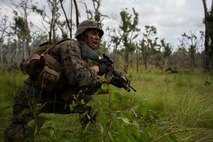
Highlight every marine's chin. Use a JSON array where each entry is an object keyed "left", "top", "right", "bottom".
[{"left": 90, "top": 44, "right": 97, "bottom": 50}]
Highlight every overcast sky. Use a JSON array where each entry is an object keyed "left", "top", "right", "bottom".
[
  {"left": 99, "top": 0, "right": 210, "bottom": 48},
  {"left": 0, "top": 0, "right": 212, "bottom": 50}
]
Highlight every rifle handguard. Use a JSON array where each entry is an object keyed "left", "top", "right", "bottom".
[{"left": 110, "top": 73, "right": 136, "bottom": 92}]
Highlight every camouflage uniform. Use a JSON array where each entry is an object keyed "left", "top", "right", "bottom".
[{"left": 4, "top": 38, "right": 102, "bottom": 141}]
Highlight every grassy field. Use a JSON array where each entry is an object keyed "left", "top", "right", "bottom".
[{"left": 0, "top": 69, "right": 213, "bottom": 142}]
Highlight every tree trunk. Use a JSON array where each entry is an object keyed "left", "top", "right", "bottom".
[
  {"left": 202, "top": 0, "right": 210, "bottom": 72},
  {"left": 124, "top": 43, "right": 129, "bottom": 73},
  {"left": 136, "top": 46, "right": 139, "bottom": 72},
  {"left": 0, "top": 38, "right": 3, "bottom": 66}
]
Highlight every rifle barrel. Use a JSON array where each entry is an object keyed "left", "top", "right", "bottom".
[{"left": 130, "top": 86, "right": 136, "bottom": 92}]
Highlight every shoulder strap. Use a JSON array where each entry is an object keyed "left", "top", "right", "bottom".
[
  {"left": 42, "top": 41, "right": 55, "bottom": 55},
  {"left": 43, "top": 39, "right": 72, "bottom": 55}
]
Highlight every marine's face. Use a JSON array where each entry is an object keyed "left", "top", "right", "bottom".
[{"left": 85, "top": 29, "right": 101, "bottom": 50}]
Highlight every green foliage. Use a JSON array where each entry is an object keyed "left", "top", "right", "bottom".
[
  {"left": 119, "top": 8, "right": 140, "bottom": 72},
  {"left": 32, "top": 5, "right": 44, "bottom": 16},
  {"left": 12, "top": 15, "right": 31, "bottom": 39},
  {"left": 0, "top": 70, "right": 213, "bottom": 142}
]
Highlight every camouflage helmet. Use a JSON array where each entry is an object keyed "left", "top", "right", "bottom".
[{"left": 75, "top": 19, "right": 104, "bottom": 39}]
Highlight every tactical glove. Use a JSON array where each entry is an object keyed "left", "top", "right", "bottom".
[{"left": 98, "top": 63, "right": 107, "bottom": 76}]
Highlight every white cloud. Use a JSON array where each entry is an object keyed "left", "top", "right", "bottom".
[{"left": 175, "top": 0, "right": 185, "bottom": 7}]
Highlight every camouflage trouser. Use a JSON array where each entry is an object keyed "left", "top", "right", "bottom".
[{"left": 4, "top": 78, "right": 99, "bottom": 142}]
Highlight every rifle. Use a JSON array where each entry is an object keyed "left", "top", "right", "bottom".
[{"left": 81, "top": 43, "right": 136, "bottom": 92}]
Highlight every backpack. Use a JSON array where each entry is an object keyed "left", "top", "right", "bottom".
[{"left": 20, "top": 41, "right": 63, "bottom": 92}]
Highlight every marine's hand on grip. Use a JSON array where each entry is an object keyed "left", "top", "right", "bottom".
[{"left": 98, "top": 63, "right": 107, "bottom": 76}]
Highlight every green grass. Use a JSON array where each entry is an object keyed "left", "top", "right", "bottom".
[
  {"left": 0, "top": 70, "right": 213, "bottom": 142},
  {"left": 0, "top": 70, "right": 27, "bottom": 140}
]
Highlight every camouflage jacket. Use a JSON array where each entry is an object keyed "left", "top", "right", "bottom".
[{"left": 49, "top": 39, "right": 99, "bottom": 91}]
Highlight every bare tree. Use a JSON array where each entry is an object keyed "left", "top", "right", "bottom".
[
  {"left": 81, "top": 0, "right": 108, "bottom": 27},
  {"left": 0, "top": 15, "right": 10, "bottom": 66},
  {"left": 180, "top": 31, "right": 199, "bottom": 68},
  {"left": 11, "top": 0, "right": 32, "bottom": 59},
  {"left": 31, "top": 0, "right": 61, "bottom": 42},
  {"left": 47, "top": 0, "right": 60, "bottom": 42}
]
